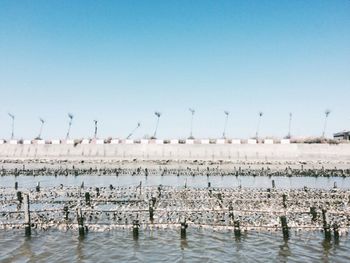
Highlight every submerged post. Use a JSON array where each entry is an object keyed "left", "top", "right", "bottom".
[
  {"left": 15, "top": 182, "right": 18, "bottom": 190},
  {"left": 24, "top": 194, "right": 31, "bottom": 237},
  {"left": 333, "top": 223, "right": 339, "bottom": 241},
  {"left": 77, "top": 208, "right": 85, "bottom": 237},
  {"left": 282, "top": 194, "right": 287, "bottom": 208},
  {"left": 36, "top": 182, "right": 40, "bottom": 192},
  {"left": 17, "top": 191, "right": 23, "bottom": 204},
  {"left": 228, "top": 204, "right": 234, "bottom": 222},
  {"left": 180, "top": 219, "right": 188, "bottom": 239},
  {"left": 133, "top": 219, "right": 140, "bottom": 240},
  {"left": 234, "top": 220, "right": 241, "bottom": 238},
  {"left": 322, "top": 209, "right": 331, "bottom": 241},
  {"left": 310, "top": 207, "right": 317, "bottom": 222},
  {"left": 149, "top": 201, "right": 154, "bottom": 223},
  {"left": 272, "top": 180, "right": 275, "bottom": 189},
  {"left": 64, "top": 205, "right": 69, "bottom": 221},
  {"left": 280, "top": 216, "right": 289, "bottom": 240},
  {"left": 85, "top": 192, "right": 91, "bottom": 206}
]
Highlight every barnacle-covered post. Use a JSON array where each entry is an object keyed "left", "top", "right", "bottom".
[
  {"left": 322, "top": 209, "right": 331, "bottom": 241},
  {"left": 133, "top": 219, "right": 140, "bottom": 240},
  {"left": 280, "top": 216, "right": 289, "bottom": 240},
  {"left": 180, "top": 218, "right": 188, "bottom": 239},
  {"left": 77, "top": 208, "right": 85, "bottom": 237},
  {"left": 24, "top": 194, "right": 31, "bottom": 237}
]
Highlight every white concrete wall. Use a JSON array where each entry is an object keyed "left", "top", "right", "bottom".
[{"left": 0, "top": 143, "right": 349, "bottom": 162}]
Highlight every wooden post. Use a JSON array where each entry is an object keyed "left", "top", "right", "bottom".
[
  {"left": 77, "top": 208, "right": 85, "bottom": 237},
  {"left": 272, "top": 180, "right": 275, "bottom": 189},
  {"left": 333, "top": 223, "right": 339, "bottom": 241},
  {"left": 310, "top": 207, "right": 317, "bottom": 222},
  {"left": 95, "top": 187, "right": 100, "bottom": 197},
  {"left": 85, "top": 192, "right": 91, "bottom": 206},
  {"left": 322, "top": 209, "right": 331, "bottom": 240},
  {"left": 280, "top": 216, "right": 289, "bottom": 240},
  {"left": 139, "top": 181, "right": 142, "bottom": 196},
  {"left": 149, "top": 201, "right": 154, "bottom": 223},
  {"left": 24, "top": 194, "right": 31, "bottom": 236},
  {"left": 180, "top": 219, "right": 188, "bottom": 239},
  {"left": 64, "top": 206, "right": 69, "bottom": 221},
  {"left": 15, "top": 182, "right": 18, "bottom": 190},
  {"left": 282, "top": 194, "right": 287, "bottom": 208},
  {"left": 133, "top": 220, "right": 140, "bottom": 240},
  {"left": 17, "top": 191, "right": 23, "bottom": 204},
  {"left": 234, "top": 220, "right": 241, "bottom": 238},
  {"left": 158, "top": 185, "right": 162, "bottom": 198},
  {"left": 36, "top": 182, "right": 40, "bottom": 192},
  {"left": 228, "top": 204, "right": 234, "bottom": 222}
]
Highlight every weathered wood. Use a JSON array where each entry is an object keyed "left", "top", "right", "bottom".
[
  {"left": 280, "top": 216, "right": 289, "bottom": 240},
  {"left": 24, "top": 194, "right": 31, "bottom": 236}
]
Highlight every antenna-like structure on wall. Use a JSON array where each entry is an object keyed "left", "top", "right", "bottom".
[
  {"left": 66, "top": 113, "right": 74, "bottom": 139},
  {"left": 37, "top": 118, "right": 45, "bottom": 140},
  {"left": 222, "top": 111, "right": 229, "bottom": 139},
  {"left": 255, "top": 111, "right": 263, "bottom": 140},
  {"left": 189, "top": 108, "right": 195, "bottom": 139},
  {"left": 287, "top": 112, "right": 292, "bottom": 139},
  {"left": 93, "top": 120, "right": 98, "bottom": 139},
  {"left": 126, "top": 122, "right": 141, "bottom": 139},
  {"left": 8, "top": 113, "right": 15, "bottom": 140},
  {"left": 322, "top": 109, "right": 331, "bottom": 138},
  {"left": 152, "top": 112, "right": 161, "bottom": 139}
]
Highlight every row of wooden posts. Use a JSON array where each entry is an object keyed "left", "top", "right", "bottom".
[
  {"left": 12, "top": 179, "right": 340, "bottom": 241},
  {"left": 16, "top": 192, "right": 339, "bottom": 242}
]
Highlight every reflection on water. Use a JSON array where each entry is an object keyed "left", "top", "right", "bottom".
[
  {"left": 0, "top": 230, "right": 349, "bottom": 262},
  {"left": 1, "top": 174, "right": 350, "bottom": 189}
]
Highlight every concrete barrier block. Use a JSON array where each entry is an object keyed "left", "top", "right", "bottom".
[
  {"left": 96, "top": 139, "right": 104, "bottom": 145},
  {"left": 9, "top": 140, "right": 18, "bottom": 145},
  {"left": 37, "top": 140, "right": 45, "bottom": 145},
  {"left": 51, "top": 139, "right": 60, "bottom": 145},
  {"left": 264, "top": 139, "right": 274, "bottom": 144},
  {"left": 141, "top": 139, "right": 149, "bottom": 144},
  {"left": 216, "top": 139, "right": 225, "bottom": 144},
  {"left": 231, "top": 139, "right": 240, "bottom": 144},
  {"left": 170, "top": 139, "right": 178, "bottom": 144},
  {"left": 248, "top": 139, "right": 257, "bottom": 144},
  {"left": 125, "top": 139, "right": 134, "bottom": 144},
  {"left": 82, "top": 139, "right": 90, "bottom": 144},
  {"left": 0, "top": 140, "right": 4, "bottom": 144},
  {"left": 186, "top": 139, "right": 194, "bottom": 144},
  {"left": 23, "top": 140, "right": 31, "bottom": 145},
  {"left": 66, "top": 140, "right": 74, "bottom": 145},
  {"left": 232, "top": 139, "right": 241, "bottom": 144},
  {"left": 111, "top": 139, "right": 119, "bottom": 144},
  {"left": 201, "top": 139, "right": 210, "bottom": 144},
  {"left": 281, "top": 139, "right": 290, "bottom": 144},
  {"left": 156, "top": 139, "right": 164, "bottom": 144}
]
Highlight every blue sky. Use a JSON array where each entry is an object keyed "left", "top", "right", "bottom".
[{"left": 0, "top": 0, "right": 349, "bottom": 139}]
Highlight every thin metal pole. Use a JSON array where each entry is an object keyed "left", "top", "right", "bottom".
[
  {"left": 38, "top": 119, "right": 45, "bottom": 139},
  {"left": 223, "top": 111, "right": 229, "bottom": 138},
  {"left": 153, "top": 113, "right": 161, "bottom": 138},
  {"left": 322, "top": 110, "right": 330, "bottom": 138},
  {"left": 94, "top": 120, "right": 98, "bottom": 139},
  {"left": 287, "top": 113, "right": 292, "bottom": 139},
  {"left": 256, "top": 112, "right": 263, "bottom": 139},
  {"left": 66, "top": 115, "right": 73, "bottom": 140},
  {"left": 189, "top": 108, "right": 195, "bottom": 139}
]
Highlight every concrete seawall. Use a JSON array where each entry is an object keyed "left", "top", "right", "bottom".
[{"left": 0, "top": 144, "right": 349, "bottom": 162}]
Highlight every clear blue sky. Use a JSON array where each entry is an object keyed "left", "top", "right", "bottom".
[{"left": 0, "top": 0, "right": 349, "bottom": 139}]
